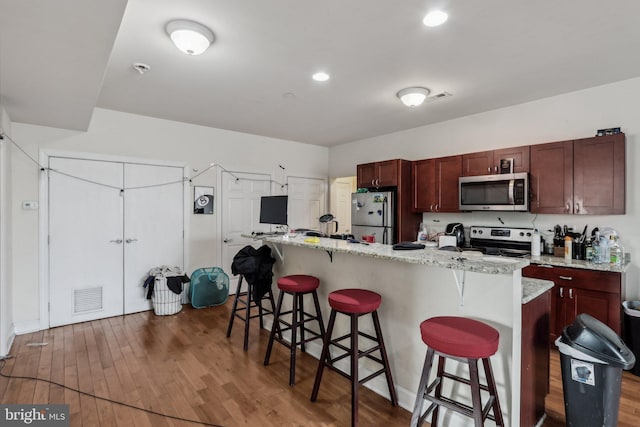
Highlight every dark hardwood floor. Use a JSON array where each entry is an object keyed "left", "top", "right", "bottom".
[{"left": 2, "top": 300, "right": 640, "bottom": 426}]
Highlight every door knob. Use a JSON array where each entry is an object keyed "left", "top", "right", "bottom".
[
  {"left": 223, "top": 238, "right": 232, "bottom": 243},
  {"left": 109, "top": 239, "right": 123, "bottom": 244},
  {"left": 125, "top": 238, "right": 138, "bottom": 244}
]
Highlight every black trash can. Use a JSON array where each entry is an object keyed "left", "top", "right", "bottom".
[
  {"left": 556, "top": 313, "right": 635, "bottom": 427},
  {"left": 623, "top": 300, "right": 640, "bottom": 376}
]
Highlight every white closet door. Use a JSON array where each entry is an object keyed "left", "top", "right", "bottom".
[
  {"left": 49, "top": 157, "right": 124, "bottom": 327},
  {"left": 287, "top": 176, "right": 326, "bottom": 230},
  {"left": 221, "top": 172, "right": 271, "bottom": 293},
  {"left": 123, "top": 163, "right": 184, "bottom": 314}
]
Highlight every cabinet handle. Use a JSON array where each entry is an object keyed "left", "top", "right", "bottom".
[
  {"left": 494, "top": 166, "right": 498, "bottom": 173},
  {"left": 566, "top": 202, "right": 571, "bottom": 212},
  {"left": 371, "top": 179, "right": 375, "bottom": 186},
  {"left": 559, "top": 287, "right": 564, "bottom": 298},
  {"left": 125, "top": 238, "right": 138, "bottom": 244},
  {"left": 435, "top": 203, "right": 439, "bottom": 212},
  {"left": 539, "top": 264, "right": 554, "bottom": 268},
  {"left": 559, "top": 275, "right": 573, "bottom": 281},
  {"left": 576, "top": 203, "right": 580, "bottom": 213},
  {"left": 487, "top": 167, "right": 491, "bottom": 173},
  {"left": 109, "top": 239, "right": 123, "bottom": 244},
  {"left": 429, "top": 204, "right": 433, "bottom": 212},
  {"left": 569, "top": 288, "right": 574, "bottom": 299}
]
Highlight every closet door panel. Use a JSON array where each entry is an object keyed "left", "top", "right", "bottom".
[
  {"left": 49, "top": 157, "right": 124, "bottom": 327},
  {"left": 123, "top": 163, "right": 184, "bottom": 314}
]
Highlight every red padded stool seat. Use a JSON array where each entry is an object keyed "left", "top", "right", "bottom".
[
  {"left": 312, "top": 288, "right": 396, "bottom": 427},
  {"left": 277, "top": 274, "right": 320, "bottom": 293},
  {"left": 420, "top": 316, "right": 499, "bottom": 359},
  {"left": 328, "top": 288, "right": 381, "bottom": 314},
  {"left": 264, "top": 275, "right": 325, "bottom": 386},
  {"left": 411, "top": 316, "right": 504, "bottom": 427}
]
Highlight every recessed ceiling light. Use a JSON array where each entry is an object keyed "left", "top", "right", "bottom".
[
  {"left": 423, "top": 10, "right": 448, "bottom": 27},
  {"left": 312, "top": 72, "right": 330, "bottom": 82}
]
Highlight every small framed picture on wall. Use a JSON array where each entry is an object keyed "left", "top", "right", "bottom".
[{"left": 194, "top": 186, "right": 214, "bottom": 214}]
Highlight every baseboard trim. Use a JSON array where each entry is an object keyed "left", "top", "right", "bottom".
[{"left": 12, "top": 319, "right": 43, "bottom": 335}]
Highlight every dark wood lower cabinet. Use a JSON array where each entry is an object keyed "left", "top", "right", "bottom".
[
  {"left": 521, "top": 289, "right": 551, "bottom": 427},
  {"left": 523, "top": 264, "right": 622, "bottom": 344}
]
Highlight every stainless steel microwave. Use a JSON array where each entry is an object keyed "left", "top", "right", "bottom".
[{"left": 459, "top": 172, "right": 529, "bottom": 211}]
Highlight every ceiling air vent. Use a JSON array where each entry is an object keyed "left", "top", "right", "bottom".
[{"left": 425, "top": 91, "right": 453, "bottom": 103}]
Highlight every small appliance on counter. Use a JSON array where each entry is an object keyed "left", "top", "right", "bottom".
[{"left": 445, "top": 223, "right": 465, "bottom": 248}]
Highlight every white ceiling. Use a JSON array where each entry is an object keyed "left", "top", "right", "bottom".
[{"left": 2, "top": 0, "right": 640, "bottom": 146}]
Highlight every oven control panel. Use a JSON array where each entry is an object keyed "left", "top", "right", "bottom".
[{"left": 469, "top": 226, "right": 534, "bottom": 243}]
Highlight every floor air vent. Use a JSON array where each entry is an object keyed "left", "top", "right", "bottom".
[{"left": 74, "top": 287, "right": 103, "bottom": 313}]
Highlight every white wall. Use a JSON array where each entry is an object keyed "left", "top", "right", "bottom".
[
  {"left": 329, "top": 77, "right": 640, "bottom": 298},
  {"left": 11, "top": 108, "right": 328, "bottom": 329},
  {"left": 0, "top": 105, "right": 14, "bottom": 356}
]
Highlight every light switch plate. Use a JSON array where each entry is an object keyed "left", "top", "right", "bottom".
[{"left": 22, "top": 201, "right": 38, "bottom": 210}]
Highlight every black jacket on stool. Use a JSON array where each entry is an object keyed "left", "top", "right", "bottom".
[{"left": 231, "top": 245, "right": 276, "bottom": 300}]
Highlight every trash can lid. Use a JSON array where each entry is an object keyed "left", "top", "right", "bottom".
[{"left": 561, "top": 313, "right": 636, "bottom": 369}]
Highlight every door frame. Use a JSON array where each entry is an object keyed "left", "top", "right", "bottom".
[{"left": 39, "top": 149, "right": 190, "bottom": 330}]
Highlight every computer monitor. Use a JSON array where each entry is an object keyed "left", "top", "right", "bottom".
[{"left": 259, "top": 195, "right": 288, "bottom": 225}]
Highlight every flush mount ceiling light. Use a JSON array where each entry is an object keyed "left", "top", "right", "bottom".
[
  {"left": 423, "top": 10, "right": 448, "bottom": 27},
  {"left": 397, "top": 87, "right": 430, "bottom": 107},
  {"left": 312, "top": 71, "right": 330, "bottom": 82},
  {"left": 166, "top": 19, "right": 214, "bottom": 55}
]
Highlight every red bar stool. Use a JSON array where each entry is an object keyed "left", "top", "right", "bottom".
[
  {"left": 311, "top": 288, "right": 398, "bottom": 427},
  {"left": 264, "top": 274, "right": 326, "bottom": 386},
  {"left": 410, "top": 316, "right": 504, "bottom": 427},
  {"left": 226, "top": 274, "right": 277, "bottom": 351}
]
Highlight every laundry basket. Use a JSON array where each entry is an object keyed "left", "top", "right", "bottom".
[
  {"left": 143, "top": 266, "right": 189, "bottom": 316},
  {"left": 190, "top": 267, "right": 229, "bottom": 308},
  {"left": 152, "top": 275, "right": 183, "bottom": 315}
]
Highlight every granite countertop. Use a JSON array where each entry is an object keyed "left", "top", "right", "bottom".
[
  {"left": 528, "top": 254, "right": 629, "bottom": 273},
  {"left": 263, "top": 235, "right": 529, "bottom": 274},
  {"left": 522, "top": 278, "right": 554, "bottom": 304}
]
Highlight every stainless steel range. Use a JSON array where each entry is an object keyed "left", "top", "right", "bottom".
[{"left": 469, "top": 226, "right": 533, "bottom": 257}]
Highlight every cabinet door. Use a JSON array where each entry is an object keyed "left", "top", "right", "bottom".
[
  {"left": 376, "top": 160, "right": 399, "bottom": 187},
  {"left": 494, "top": 145, "right": 530, "bottom": 173},
  {"left": 435, "top": 155, "right": 462, "bottom": 212},
  {"left": 530, "top": 140, "right": 573, "bottom": 214},
  {"left": 573, "top": 287, "right": 621, "bottom": 335},
  {"left": 412, "top": 159, "right": 436, "bottom": 211},
  {"left": 357, "top": 163, "right": 377, "bottom": 188},
  {"left": 573, "top": 134, "right": 625, "bottom": 215},
  {"left": 462, "top": 151, "right": 493, "bottom": 176}
]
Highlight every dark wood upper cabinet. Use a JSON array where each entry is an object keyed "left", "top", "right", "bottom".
[
  {"left": 530, "top": 134, "right": 625, "bottom": 215},
  {"left": 356, "top": 159, "right": 421, "bottom": 242},
  {"left": 412, "top": 155, "right": 461, "bottom": 212},
  {"left": 462, "top": 146, "right": 530, "bottom": 176},
  {"left": 573, "top": 134, "right": 625, "bottom": 214},
  {"left": 357, "top": 160, "right": 398, "bottom": 188},
  {"left": 412, "top": 159, "right": 435, "bottom": 212},
  {"left": 530, "top": 140, "right": 573, "bottom": 214}
]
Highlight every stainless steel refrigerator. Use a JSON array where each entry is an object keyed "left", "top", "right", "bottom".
[{"left": 351, "top": 191, "right": 395, "bottom": 244}]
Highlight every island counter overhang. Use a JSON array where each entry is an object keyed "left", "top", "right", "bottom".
[{"left": 260, "top": 235, "right": 548, "bottom": 427}]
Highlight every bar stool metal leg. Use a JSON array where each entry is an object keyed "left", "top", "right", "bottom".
[
  {"left": 311, "top": 309, "right": 337, "bottom": 401},
  {"left": 350, "top": 313, "right": 359, "bottom": 427},
  {"left": 372, "top": 310, "right": 398, "bottom": 406}
]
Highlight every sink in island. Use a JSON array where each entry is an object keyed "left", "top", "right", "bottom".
[{"left": 259, "top": 235, "right": 552, "bottom": 426}]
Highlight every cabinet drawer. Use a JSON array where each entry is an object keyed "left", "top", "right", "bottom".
[{"left": 523, "top": 265, "right": 621, "bottom": 293}]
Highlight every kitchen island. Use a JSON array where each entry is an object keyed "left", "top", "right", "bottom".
[{"left": 260, "top": 235, "right": 552, "bottom": 427}]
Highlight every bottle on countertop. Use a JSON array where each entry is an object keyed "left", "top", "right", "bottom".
[
  {"left": 609, "top": 235, "right": 622, "bottom": 266},
  {"left": 531, "top": 229, "right": 541, "bottom": 258},
  {"left": 592, "top": 231, "right": 601, "bottom": 264},
  {"left": 564, "top": 236, "right": 572, "bottom": 261},
  {"left": 585, "top": 238, "right": 594, "bottom": 262},
  {"left": 599, "top": 232, "right": 609, "bottom": 263}
]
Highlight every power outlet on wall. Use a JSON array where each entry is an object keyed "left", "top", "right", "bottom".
[{"left": 22, "top": 201, "right": 38, "bottom": 210}]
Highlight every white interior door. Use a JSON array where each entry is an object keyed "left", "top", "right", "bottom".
[
  {"left": 123, "top": 163, "right": 184, "bottom": 314},
  {"left": 49, "top": 157, "right": 124, "bottom": 327},
  {"left": 332, "top": 177, "right": 356, "bottom": 233},
  {"left": 287, "top": 176, "right": 326, "bottom": 230},
  {"left": 221, "top": 172, "right": 271, "bottom": 293}
]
